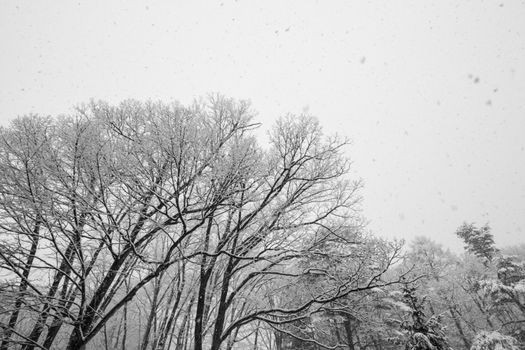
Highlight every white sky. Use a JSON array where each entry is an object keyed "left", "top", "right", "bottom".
[{"left": 1, "top": 0, "right": 525, "bottom": 251}]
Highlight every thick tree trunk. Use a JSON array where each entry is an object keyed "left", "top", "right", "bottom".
[{"left": 210, "top": 259, "right": 235, "bottom": 350}]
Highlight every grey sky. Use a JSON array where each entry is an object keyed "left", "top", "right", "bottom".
[{"left": 1, "top": 1, "right": 524, "bottom": 251}]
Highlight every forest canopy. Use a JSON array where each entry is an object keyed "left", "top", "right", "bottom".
[{"left": 0, "top": 96, "right": 523, "bottom": 350}]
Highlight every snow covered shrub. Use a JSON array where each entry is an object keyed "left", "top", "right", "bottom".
[{"left": 470, "top": 331, "right": 519, "bottom": 350}]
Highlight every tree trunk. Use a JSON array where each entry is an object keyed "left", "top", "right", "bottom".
[
  {"left": 275, "top": 330, "right": 283, "bottom": 350},
  {"left": 0, "top": 220, "right": 41, "bottom": 350},
  {"left": 343, "top": 315, "right": 355, "bottom": 350},
  {"left": 141, "top": 275, "right": 163, "bottom": 350},
  {"left": 251, "top": 322, "right": 261, "bottom": 350},
  {"left": 121, "top": 302, "right": 128, "bottom": 350},
  {"left": 449, "top": 306, "right": 471, "bottom": 349},
  {"left": 22, "top": 242, "right": 76, "bottom": 350},
  {"left": 153, "top": 264, "right": 185, "bottom": 350},
  {"left": 210, "top": 258, "right": 235, "bottom": 350},
  {"left": 194, "top": 216, "right": 215, "bottom": 350}
]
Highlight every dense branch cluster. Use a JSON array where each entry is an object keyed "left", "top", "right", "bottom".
[{"left": 0, "top": 97, "right": 403, "bottom": 350}]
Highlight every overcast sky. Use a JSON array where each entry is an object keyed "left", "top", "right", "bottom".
[{"left": 1, "top": 1, "right": 525, "bottom": 251}]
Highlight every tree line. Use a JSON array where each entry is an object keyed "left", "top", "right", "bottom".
[{"left": 0, "top": 96, "right": 523, "bottom": 349}]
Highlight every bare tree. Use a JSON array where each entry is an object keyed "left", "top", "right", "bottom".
[{"left": 0, "top": 96, "right": 398, "bottom": 350}]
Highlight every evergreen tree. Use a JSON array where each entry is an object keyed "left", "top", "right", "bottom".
[
  {"left": 456, "top": 223, "right": 499, "bottom": 264},
  {"left": 402, "top": 284, "right": 451, "bottom": 350}
]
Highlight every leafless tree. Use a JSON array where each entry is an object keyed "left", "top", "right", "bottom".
[{"left": 0, "top": 96, "right": 400, "bottom": 350}]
